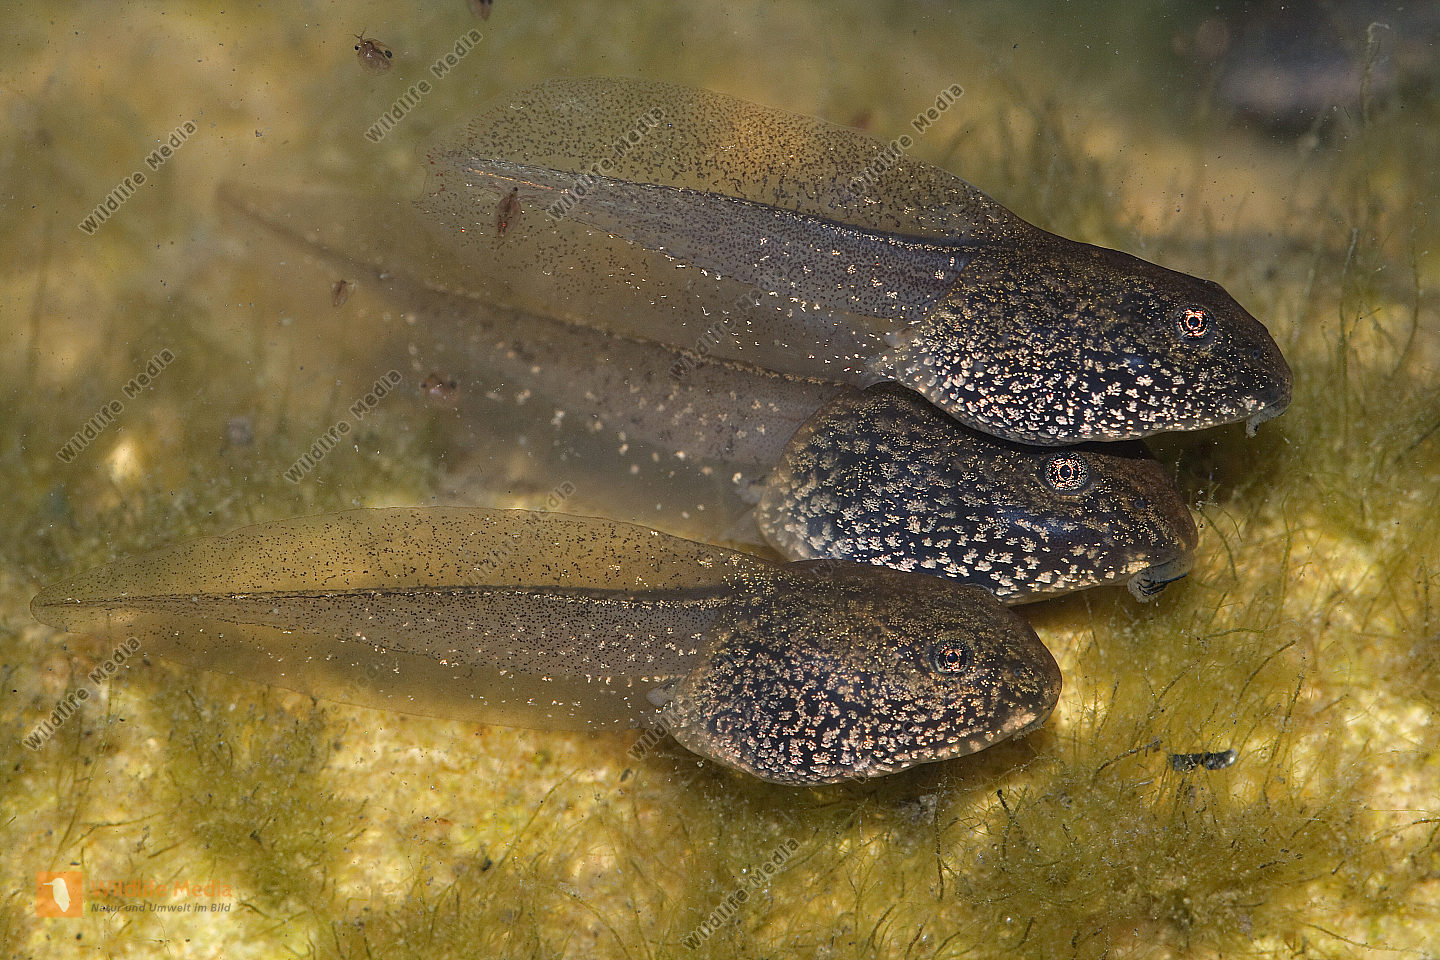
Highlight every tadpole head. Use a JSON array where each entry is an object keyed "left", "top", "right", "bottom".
[
  {"left": 661, "top": 565, "right": 1059, "bottom": 785},
  {"left": 880, "top": 239, "right": 1293, "bottom": 445},
  {"left": 757, "top": 385, "right": 1200, "bottom": 604}
]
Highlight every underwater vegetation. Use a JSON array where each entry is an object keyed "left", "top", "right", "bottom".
[{"left": 3, "top": 1, "right": 1439, "bottom": 957}]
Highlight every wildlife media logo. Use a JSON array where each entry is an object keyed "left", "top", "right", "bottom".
[
  {"left": 34, "top": 870, "right": 234, "bottom": 916},
  {"left": 36, "top": 871, "right": 83, "bottom": 918}
]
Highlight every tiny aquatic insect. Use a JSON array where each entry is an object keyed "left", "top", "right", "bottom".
[
  {"left": 420, "top": 372, "right": 459, "bottom": 405},
  {"left": 353, "top": 33, "right": 394, "bottom": 71},
  {"left": 331, "top": 278, "right": 353, "bottom": 307},
  {"left": 468, "top": 0, "right": 493, "bottom": 20},
  {"left": 495, "top": 187, "right": 520, "bottom": 237},
  {"left": 29, "top": 507, "right": 1061, "bottom": 785},
  {"left": 1168, "top": 749, "right": 1238, "bottom": 772}
]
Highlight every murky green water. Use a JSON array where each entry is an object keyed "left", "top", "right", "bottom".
[{"left": 4, "top": 2, "right": 1438, "bottom": 957}]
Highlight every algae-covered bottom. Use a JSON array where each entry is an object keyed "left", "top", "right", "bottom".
[{"left": 4, "top": 0, "right": 1438, "bottom": 957}]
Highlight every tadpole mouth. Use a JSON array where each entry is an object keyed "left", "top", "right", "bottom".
[
  {"left": 1244, "top": 391, "right": 1291, "bottom": 436},
  {"left": 1008, "top": 705, "right": 1055, "bottom": 741},
  {"left": 1242, "top": 344, "right": 1294, "bottom": 436},
  {"left": 1128, "top": 553, "right": 1194, "bottom": 602}
]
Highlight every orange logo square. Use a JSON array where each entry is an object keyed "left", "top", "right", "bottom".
[{"left": 36, "top": 871, "right": 83, "bottom": 917}]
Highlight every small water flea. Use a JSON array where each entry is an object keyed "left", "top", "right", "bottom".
[
  {"left": 353, "top": 33, "right": 393, "bottom": 71},
  {"left": 420, "top": 372, "right": 459, "bottom": 405},
  {"left": 495, "top": 187, "right": 520, "bottom": 237},
  {"left": 331, "top": 279, "right": 353, "bottom": 307}
]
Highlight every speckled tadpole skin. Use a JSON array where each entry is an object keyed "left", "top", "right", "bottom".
[
  {"left": 425, "top": 78, "right": 1293, "bottom": 445},
  {"left": 879, "top": 242, "right": 1295, "bottom": 445},
  {"left": 758, "top": 385, "right": 1199, "bottom": 602},
  {"left": 662, "top": 560, "right": 1061, "bottom": 785},
  {"left": 30, "top": 508, "right": 1059, "bottom": 785},
  {"left": 219, "top": 186, "right": 1201, "bottom": 605}
]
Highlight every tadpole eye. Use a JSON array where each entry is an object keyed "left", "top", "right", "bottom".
[
  {"left": 1043, "top": 453, "right": 1091, "bottom": 494},
  {"left": 1175, "top": 306, "right": 1212, "bottom": 341},
  {"left": 932, "top": 641, "right": 973, "bottom": 674}
]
